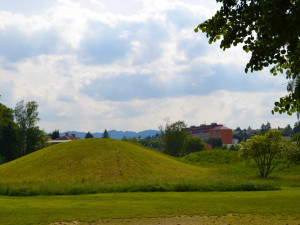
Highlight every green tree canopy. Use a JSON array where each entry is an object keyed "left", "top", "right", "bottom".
[
  {"left": 14, "top": 100, "right": 45, "bottom": 155},
  {"left": 49, "top": 129, "right": 60, "bottom": 140},
  {"left": 207, "top": 138, "right": 223, "bottom": 149},
  {"left": 102, "top": 129, "right": 109, "bottom": 138},
  {"left": 241, "top": 130, "right": 285, "bottom": 178},
  {"left": 195, "top": 0, "right": 300, "bottom": 116},
  {"left": 281, "top": 124, "right": 293, "bottom": 136},
  {"left": 183, "top": 136, "right": 206, "bottom": 155},
  {"left": 85, "top": 131, "right": 94, "bottom": 139},
  {"left": 160, "top": 120, "right": 188, "bottom": 156},
  {"left": 0, "top": 102, "right": 20, "bottom": 162}
]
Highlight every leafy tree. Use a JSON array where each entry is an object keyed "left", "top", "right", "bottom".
[
  {"left": 229, "top": 144, "right": 240, "bottom": 151},
  {"left": 183, "top": 136, "right": 206, "bottom": 155},
  {"left": 85, "top": 131, "right": 94, "bottom": 139},
  {"left": 274, "top": 74, "right": 300, "bottom": 117},
  {"left": 138, "top": 139, "right": 163, "bottom": 150},
  {"left": 281, "top": 124, "right": 293, "bottom": 136},
  {"left": 259, "top": 122, "right": 271, "bottom": 135},
  {"left": 0, "top": 102, "right": 20, "bottom": 162},
  {"left": 195, "top": 0, "right": 300, "bottom": 116},
  {"left": 102, "top": 129, "right": 109, "bottom": 138},
  {"left": 285, "top": 141, "right": 300, "bottom": 164},
  {"left": 293, "top": 122, "right": 300, "bottom": 134},
  {"left": 49, "top": 129, "right": 60, "bottom": 140},
  {"left": 233, "top": 130, "right": 252, "bottom": 143},
  {"left": 14, "top": 100, "right": 45, "bottom": 155},
  {"left": 241, "top": 130, "right": 285, "bottom": 178},
  {"left": 207, "top": 138, "right": 223, "bottom": 149},
  {"left": 160, "top": 120, "right": 188, "bottom": 156}
]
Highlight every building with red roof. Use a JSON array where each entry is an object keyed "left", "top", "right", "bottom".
[{"left": 185, "top": 123, "right": 233, "bottom": 145}]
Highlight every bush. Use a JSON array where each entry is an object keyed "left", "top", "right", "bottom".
[
  {"left": 285, "top": 142, "right": 300, "bottom": 164},
  {"left": 182, "top": 136, "right": 206, "bottom": 155},
  {"left": 241, "top": 130, "right": 285, "bottom": 178}
]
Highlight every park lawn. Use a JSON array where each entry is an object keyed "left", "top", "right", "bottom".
[{"left": 1, "top": 187, "right": 300, "bottom": 225}]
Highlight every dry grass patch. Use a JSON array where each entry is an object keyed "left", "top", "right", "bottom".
[{"left": 51, "top": 214, "right": 300, "bottom": 225}]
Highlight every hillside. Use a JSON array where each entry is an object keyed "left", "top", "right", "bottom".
[{"left": 0, "top": 138, "right": 207, "bottom": 183}]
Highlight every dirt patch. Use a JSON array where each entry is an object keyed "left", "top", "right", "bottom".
[{"left": 51, "top": 214, "right": 300, "bottom": 225}]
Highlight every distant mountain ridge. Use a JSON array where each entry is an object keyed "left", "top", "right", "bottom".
[{"left": 60, "top": 129, "right": 160, "bottom": 140}]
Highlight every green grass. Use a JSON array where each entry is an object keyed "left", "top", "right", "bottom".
[
  {"left": 0, "top": 142, "right": 299, "bottom": 224},
  {"left": 0, "top": 139, "right": 207, "bottom": 182},
  {"left": 0, "top": 140, "right": 299, "bottom": 195},
  {"left": 1, "top": 187, "right": 300, "bottom": 225},
  {"left": 181, "top": 149, "right": 300, "bottom": 186},
  {"left": 0, "top": 139, "right": 282, "bottom": 195},
  {"left": 181, "top": 149, "right": 240, "bottom": 166},
  {"left": 0, "top": 178, "right": 279, "bottom": 196}
]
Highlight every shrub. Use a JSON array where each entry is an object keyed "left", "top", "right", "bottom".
[
  {"left": 241, "top": 130, "right": 285, "bottom": 178},
  {"left": 285, "top": 142, "right": 300, "bottom": 164},
  {"left": 182, "top": 136, "right": 206, "bottom": 155}
]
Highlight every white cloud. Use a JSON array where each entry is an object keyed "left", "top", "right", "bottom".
[
  {"left": 37, "top": 90, "right": 296, "bottom": 132},
  {"left": 0, "top": 0, "right": 296, "bottom": 133}
]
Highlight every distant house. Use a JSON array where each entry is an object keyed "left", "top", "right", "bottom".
[
  {"left": 185, "top": 123, "right": 233, "bottom": 145},
  {"left": 208, "top": 126, "right": 233, "bottom": 145},
  {"left": 48, "top": 132, "right": 80, "bottom": 144}
]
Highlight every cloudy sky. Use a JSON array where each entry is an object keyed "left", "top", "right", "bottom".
[{"left": 0, "top": 0, "right": 297, "bottom": 132}]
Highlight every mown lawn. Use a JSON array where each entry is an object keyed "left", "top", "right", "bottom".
[{"left": 1, "top": 187, "right": 300, "bottom": 225}]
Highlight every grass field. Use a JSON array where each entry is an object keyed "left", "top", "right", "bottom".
[
  {"left": 1, "top": 187, "right": 300, "bottom": 225},
  {"left": 0, "top": 139, "right": 299, "bottom": 224},
  {"left": 180, "top": 149, "right": 300, "bottom": 187},
  {"left": 0, "top": 139, "right": 207, "bottom": 182},
  {"left": 0, "top": 139, "right": 290, "bottom": 195}
]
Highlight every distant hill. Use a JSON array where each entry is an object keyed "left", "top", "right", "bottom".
[{"left": 60, "top": 129, "right": 160, "bottom": 139}]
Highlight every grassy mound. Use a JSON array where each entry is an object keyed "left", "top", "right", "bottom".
[
  {"left": 0, "top": 138, "right": 207, "bottom": 182},
  {"left": 0, "top": 139, "right": 280, "bottom": 195},
  {"left": 181, "top": 149, "right": 240, "bottom": 166}
]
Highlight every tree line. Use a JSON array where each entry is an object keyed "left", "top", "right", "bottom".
[
  {"left": 233, "top": 122, "right": 300, "bottom": 143},
  {"left": 153, "top": 120, "right": 300, "bottom": 178},
  {"left": 0, "top": 99, "right": 47, "bottom": 163},
  {"left": 84, "top": 129, "right": 110, "bottom": 138}
]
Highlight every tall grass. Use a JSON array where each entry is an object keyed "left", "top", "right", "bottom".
[{"left": 0, "top": 178, "right": 279, "bottom": 196}]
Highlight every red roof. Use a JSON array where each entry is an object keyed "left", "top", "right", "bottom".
[
  {"left": 209, "top": 126, "right": 232, "bottom": 131},
  {"left": 55, "top": 133, "right": 80, "bottom": 141}
]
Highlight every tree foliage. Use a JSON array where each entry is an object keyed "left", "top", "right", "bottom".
[
  {"left": 293, "top": 122, "right": 300, "bottom": 134},
  {"left": 259, "top": 121, "right": 271, "bottom": 135},
  {"left": 49, "top": 129, "right": 60, "bottom": 140},
  {"left": 195, "top": 0, "right": 300, "bottom": 116},
  {"left": 281, "top": 124, "right": 293, "bottom": 136},
  {"left": 102, "top": 129, "right": 109, "bottom": 138},
  {"left": 14, "top": 100, "right": 45, "bottom": 155},
  {"left": 0, "top": 102, "right": 20, "bottom": 162},
  {"left": 160, "top": 120, "right": 189, "bottom": 156},
  {"left": 85, "top": 131, "right": 94, "bottom": 139},
  {"left": 285, "top": 141, "right": 300, "bottom": 164},
  {"left": 207, "top": 138, "right": 223, "bottom": 149},
  {"left": 0, "top": 99, "right": 46, "bottom": 162},
  {"left": 182, "top": 136, "right": 206, "bottom": 155},
  {"left": 241, "top": 130, "right": 285, "bottom": 178}
]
